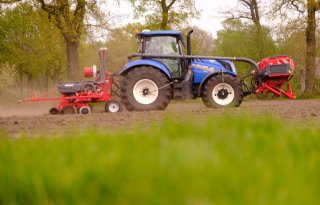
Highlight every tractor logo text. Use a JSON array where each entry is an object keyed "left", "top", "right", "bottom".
[{"left": 192, "top": 64, "right": 215, "bottom": 72}]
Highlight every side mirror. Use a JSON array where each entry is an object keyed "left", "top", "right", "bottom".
[{"left": 171, "top": 41, "right": 178, "bottom": 53}]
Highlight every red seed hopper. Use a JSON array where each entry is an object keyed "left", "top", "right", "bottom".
[{"left": 253, "top": 55, "right": 296, "bottom": 99}]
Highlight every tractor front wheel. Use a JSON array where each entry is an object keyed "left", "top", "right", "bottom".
[
  {"left": 202, "top": 74, "right": 243, "bottom": 108},
  {"left": 120, "top": 67, "right": 171, "bottom": 111}
]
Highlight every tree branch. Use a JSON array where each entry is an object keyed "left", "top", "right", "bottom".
[
  {"left": 289, "top": 0, "right": 304, "bottom": 13},
  {"left": 240, "top": 0, "right": 252, "bottom": 8},
  {"left": 72, "top": 0, "right": 85, "bottom": 33},
  {"left": 316, "top": 0, "right": 320, "bottom": 11},
  {"left": 228, "top": 15, "right": 253, "bottom": 21},
  {"left": 0, "top": 0, "right": 21, "bottom": 3},
  {"left": 37, "top": 0, "right": 56, "bottom": 14},
  {"left": 167, "top": 0, "right": 176, "bottom": 9}
]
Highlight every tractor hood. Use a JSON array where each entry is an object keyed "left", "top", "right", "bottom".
[{"left": 191, "top": 59, "right": 237, "bottom": 84}]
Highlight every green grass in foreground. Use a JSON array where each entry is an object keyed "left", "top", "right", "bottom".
[{"left": 1, "top": 115, "right": 320, "bottom": 205}]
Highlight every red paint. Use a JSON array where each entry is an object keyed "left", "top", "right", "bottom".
[
  {"left": 19, "top": 48, "right": 119, "bottom": 114},
  {"left": 254, "top": 56, "right": 296, "bottom": 99}
]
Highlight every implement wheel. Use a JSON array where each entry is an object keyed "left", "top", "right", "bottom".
[
  {"left": 202, "top": 74, "right": 243, "bottom": 108},
  {"left": 120, "top": 66, "right": 171, "bottom": 111},
  {"left": 49, "top": 107, "right": 59, "bottom": 115},
  {"left": 79, "top": 106, "right": 91, "bottom": 114},
  {"left": 105, "top": 100, "right": 122, "bottom": 113}
]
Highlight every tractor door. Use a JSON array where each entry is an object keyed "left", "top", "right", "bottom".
[{"left": 143, "top": 36, "right": 184, "bottom": 78}]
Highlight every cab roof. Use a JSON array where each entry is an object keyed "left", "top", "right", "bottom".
[{"left": 138, "top": 30, "right": 182, "bottom": 38}]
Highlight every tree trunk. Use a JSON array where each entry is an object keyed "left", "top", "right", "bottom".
[
  {"left": 66, "top": 40, "right": 79, "bottom": 81},
  {"left": 160, "top": 0, "right": 169, "bottom": 30},
  {"left": 37, "top": 0, "right": 85, "bottom": 81},
  {"left": 236, "top": 0, "right": 264, "bottom": 60},
  {"left": 255, "top": 24, "right": 264, "bottom": 60},
  {"left": 161, "top": 10, "right": 169, "bottom": 30},
  {"left": 251, "top": 0, "right": 264, "bottom": 60},
  {"left": 304, "top": 0, "right": 317, "bottom": 96}
]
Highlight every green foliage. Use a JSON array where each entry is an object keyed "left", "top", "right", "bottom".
[
  {"left": 214, "top": 19, "right": 280, "bottom": 82},
  {"left": 271, "top": 0, "right": 320, "bottom": 96},
  {"left": 35, "top": 0, "right": 86, "bottom": 43},
  {"left": 0, "top": 62, "right": 16, "bottom": 91},
  {"left": 215, "top": 19, "right": 277, "bottom": 62},
  {"left": 0, "top": 3, "right": 66, "bottom": 90},
  {"left": 128, "top": 0, "right": 199, "bottom": 30},
  {"left": 182, "top": 27, "right": 215, "bottom": 56},
  {"left": 79, "top": 23, "right": 141, "bottom": 75},
  {"left": 1, "top": 114, "right": 320, "bottom": 204},
  {"left": 105, "top": 24, "right": 140, "bottom": 72},
  {"left": 276, "top": 31, "right": 306, "bottom": 94},
  {"left": 277, "top": 31, "right": 305, "bottom": 68}
]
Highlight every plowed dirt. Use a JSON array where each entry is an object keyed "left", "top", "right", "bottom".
[{"left": 1, "top": 99, "right": 320, "bottom": 137}]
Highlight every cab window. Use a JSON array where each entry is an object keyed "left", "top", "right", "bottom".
[
  {"left": 143, "top": 36, "right": 183, "bottom": 78},
  {"left": 144, "top": 36, "right": 180, "bottom": 55}
]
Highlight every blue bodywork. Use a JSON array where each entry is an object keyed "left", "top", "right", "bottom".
[
  {"left": 121, "top": 59, "right": 172, "bottom": 78},
  {"left": 120, "top": 58, "right": 236, "bottom": 84},
  {"left": 191, "top": 59, "right": 236, "bottom": 84}
]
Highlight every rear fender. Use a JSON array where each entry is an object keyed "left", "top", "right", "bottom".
[
  {"left": 120, "top": 59, "right": 172, "bottom": 79},
  {"left": 198, "top": 72, "right": 237, "bottom": 96}
]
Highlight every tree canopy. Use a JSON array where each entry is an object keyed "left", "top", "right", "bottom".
[
  {"left": 215, "top": 19, "right": 276, "bottom": 61},
  {"left": 0, "top": 3, "right": 66, "bottom": 94},
  {"left": 272, "top": 0, "right": 320, "bottom": 96},
  {"left": 128, "top": 0, "right": 199, "bottom": 30}
]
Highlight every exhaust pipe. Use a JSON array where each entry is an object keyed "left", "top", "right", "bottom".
[{"left": 187, "top": 29, "right": 193, "bottom": 55}]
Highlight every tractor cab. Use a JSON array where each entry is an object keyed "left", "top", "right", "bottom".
[{"left": 137, "top": 30, "right": 187, "bottom": 78}]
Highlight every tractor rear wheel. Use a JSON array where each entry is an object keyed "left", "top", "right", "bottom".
[
  {"left": 120, "top": 66, "right": 171, "bottom": 111},
  {"left": 202, "top": 74, "right": 243, "bottom": 108}
]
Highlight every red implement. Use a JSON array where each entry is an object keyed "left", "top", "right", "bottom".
[
  {"left": 18, "top": 48, "right": 122, "bottom": 114},
  {"left": 253, "top": 56, "right": 296, "bottom": 99}
]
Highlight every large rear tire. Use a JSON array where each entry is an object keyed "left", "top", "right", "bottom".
[
  {"left": 202, "top": 74, "right": 243, "bottom": 108},
  {"left": 120, "top": 66, "right": 172, "bottom": 111}
]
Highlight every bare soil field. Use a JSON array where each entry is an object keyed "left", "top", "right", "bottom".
[{"left": 1, "top": 99, "right": 320, "bottom": 137}]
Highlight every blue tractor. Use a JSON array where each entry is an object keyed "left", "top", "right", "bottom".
[{"left": 119, "top": 30, "right": 259, "bottom": 111}]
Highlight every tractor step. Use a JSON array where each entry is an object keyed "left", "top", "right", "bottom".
[
  {"left": 173, "top": 81, "right": 193, "bottom": 100},
  {"left": 243, "top": 91, "right": 253, "bottom": 97}
]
